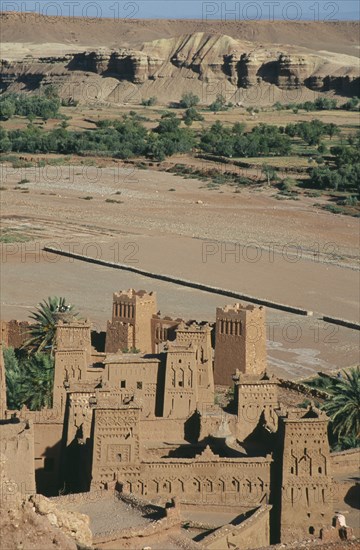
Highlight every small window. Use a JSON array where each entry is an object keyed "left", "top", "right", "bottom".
[
  {"left": 178, "top": 380, "right": 183, "bottom": 387},
  {"left": 120, "top": 380, "right": 126, "bottom": 388},
  {"left": 44, "top": 457, "right": 54, "bottom": 472},
  {"left": 137, "top": 381, "right": 143, "bottom": 390},
  {"left": 117, "top": 453, "right": 122, "bottom": 462},
  {"left": 318, "top": 467, "right": 322, "bottom": 474}
]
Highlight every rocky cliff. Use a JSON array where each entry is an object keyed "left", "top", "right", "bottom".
[{"left": 1, "top": 32, "right": 359, "bottom": 104}]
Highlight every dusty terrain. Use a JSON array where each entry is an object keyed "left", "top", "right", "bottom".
[
  {"left": 0, "top": 13, "right": 359, "bottom": 379},
  {"left": 2, "top": 13, "right": 359, "bottom": 54},
  {"left": 1, "top": 160, "right": 359, "bottom": 379},
  {"left": 1, "top": 13, "right": 359, "bottom": 104}
]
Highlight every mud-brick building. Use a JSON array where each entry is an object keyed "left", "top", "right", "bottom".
[
  {"left": 214, "top": 303, "right": 267, "bottom": 385},
  {"left": 105, "top": 289, "right": 157, "bottom": 354},
  {"left": 1, "top": 289, "right": 356, "bottom": 548}
]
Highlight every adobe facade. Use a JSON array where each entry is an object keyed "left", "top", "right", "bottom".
[
  {"left": 0, "top": 417, "right": 36, "bottom": 498},
  {"left": 0, "top": 290, "right": 356, "bottom": 549},
  {"left": 233, "top": 370, "right": 279, "bottom": 441},
  {"left": 105, "top": 289, "right": 157, "bottom": 354},
  {"left": 214, "top": 303, "right": 267, "bottom": 385},
  {"left": 275, "top": 406, "right": 333, "bottom": 542}
]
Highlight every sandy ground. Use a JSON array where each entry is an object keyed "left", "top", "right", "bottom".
[
  {"left": 1, "top": 163, "right": 359, "bottom": 379},
  {"left": 2, "top": 13, "right": 359, "bottom": 56},
  {"left": 64, "top": 498, "right": 151, "bottom": 537}
]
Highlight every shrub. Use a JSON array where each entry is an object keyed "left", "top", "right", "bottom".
[
  {"left": 182, "top": 107, "right": 204, "bottom": 126},
  {"left": 141, "top": 96, "right": 157, "bottom": 107},
  {"left": 179, "top": 92, "right": 200, "bottom": 109},
  {"left": 209, "top": 94, "right": 228, "bottom": 112}
]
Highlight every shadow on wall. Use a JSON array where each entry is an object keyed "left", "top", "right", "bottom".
[
  {"left": 344, "top": 481, "right": 360, "bottom": 510},
  {"left": 91, "top": 331, "right": 106, "bottom": 353},
  {"left": 184, "top": 410, "right": 201, "bottom": 443},
  {"left": 61, "top": 431, "right": 92, "bottom": 495},
  {"left": 36, "top": 439, "right": 63, "bottom": 497}
]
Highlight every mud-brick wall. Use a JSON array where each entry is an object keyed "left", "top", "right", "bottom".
[
  {"left": 0, "top": 320, "right": 30, "bottom": 348},
  {"left": 0, "top": 420, "right": 36, "bottom": 497},
  {"left": 204, "top": 504, "right": 271, "bottom": 550},
  {"left": 330, "top": 449, "right": 360, "bottom": 475}
]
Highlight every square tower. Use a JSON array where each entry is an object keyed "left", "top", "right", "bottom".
[
  {"left": 214, "top": 303, "right": 266, "bottom": 385},
  {"left": 275, "top": 406, "right": 333, "bottom": 543},
  {"left": 53, "top": 316, "right": 92, "bottom": 415},
  {"left": 105, "top": 289, "right": 157, "bottom": 354},
  {"left": 234, "top": 371, "right": 279, "bottom": 441},
  {"left": 175, "top": 321, "right": 214, "bottom": 404},
  {"left": 163, "top": 343, "right": 198, "bottom": 419}
]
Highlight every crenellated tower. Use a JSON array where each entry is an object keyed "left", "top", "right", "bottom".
[
  {"left": 53, "top": 314, "right": 92, "bottom": 416},
  {"left": 275, "top": 406, "right": 333, "bottom": 543},
  {"left": 105, "top": 289, "right": 157, "bottom": 354},
  {"left": 214, "top": 303, "right": 266, "bottom": 385}
]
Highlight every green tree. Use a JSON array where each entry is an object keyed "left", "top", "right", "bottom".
[
  {"left": 327, "top": 123, "right": 340, "bottom": 140},
  {"left": 200, "top": 121, "right": 235, "bottom": 156},
  {"left": 0, "top": 99, "right": 16, "bottom": 120},
  {"left": 19, "top": 353, "right": 55, "bottom": 410},
  {"left": 23, "top": 296, "right": 79, "bottom": 354},
  {"left": 43, "top": 84, "right": 59, "bottom": 100},
  {"left": 141, "top": 96, "right": 157, "bottom": 107},
  {"left": 3, "top": 348, "right": 55, "bottom": 411},
  {"left": 261, "top": 164, "right": 279, "bottom": 185},
  {"left": 317, "top": 142, "right": 327, "bottom": 155},
  {"left": 0, "top": 126, "right": 12, "bottom": 152},
  {"left": 209, "top": 94, "right": 228, "bottom": 112},
  {"left": 182, "top": 107, "right": 204, "bottom": 126},
  {"left": 152, "top": 113, "right": 195, "bottom": 157},
  {"left": 343, "top": 97, "right": 359, "bottom": 111},
  {"left": 3, "top": 347, "right": 24, "bottom": 409},
  {"left": 322, "top": 367, "right": 360, "bottom": 441},
  {"left": 179, "top": 92, "right": 200, "bottom": 109}
]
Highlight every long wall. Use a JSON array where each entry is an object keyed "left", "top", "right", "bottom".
[
  {"left": 42, "top": 247, "right": 312, "bottom": 316},
  {"left": 330, "top": 448, "right": 360, "bottom": 475},
  {"left": 202, "top": 504, "right": 272, "bottom": 550},
  {"left": 116, "top": 454, "right": 272, "bottom": 507}
]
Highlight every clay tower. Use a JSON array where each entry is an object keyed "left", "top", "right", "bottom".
[
  {"left": 214, "top": 303, "right": 266, "bottom": 385},
  {"left": 53, "top": 314, "right": 92, "bottom": 415},
  {"left": 105, "top": 289, "right": 157, "bottom": 354},
  {"left": 274, "top": 406, "right": 333, "bottom": 543}
]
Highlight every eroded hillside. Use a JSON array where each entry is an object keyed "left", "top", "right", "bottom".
[{"left": 1, "top": 13, "right": 359, "bottom": 104}]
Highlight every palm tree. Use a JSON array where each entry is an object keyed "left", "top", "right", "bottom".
[
  {"left": 23, "top": 296, "right": 78, "bottom": 354},
  {"left": 3, "top": 347, "right": 24, "bottom": 410},
  {"left": 332, "top": 433, "right": 360, "bottom": 452},
  {"left": 19, "top": 353, "right": 54, "bottom": 410},
  {"left": 322, "top": 367, "right": 360, "bottom": 440}
]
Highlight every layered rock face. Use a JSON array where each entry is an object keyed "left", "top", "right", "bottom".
[
  {"left": 1, "top": 32, "right": 359, "bottom": 103},
  {"left": 277, "top": 54, "right": 316, "bottom": 89}
]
